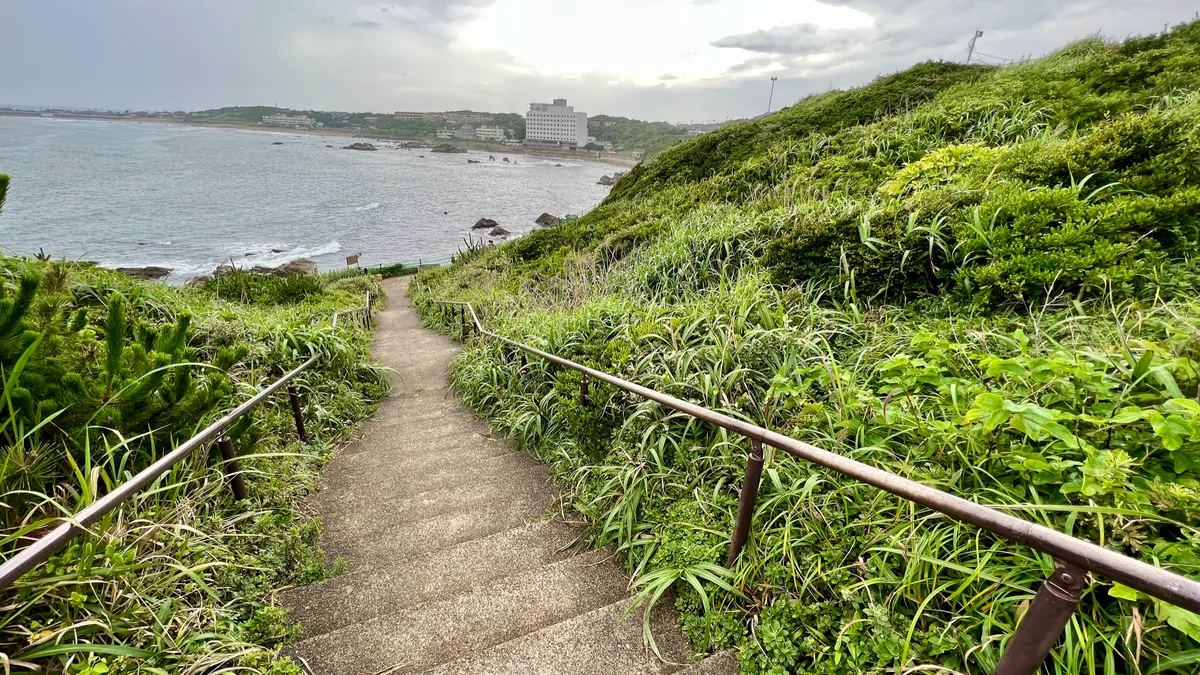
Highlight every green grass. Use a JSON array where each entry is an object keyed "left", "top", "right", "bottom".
[
  {"left": 0, "top": 258, "right": 387, "bottom": 673},
  {"left": 410, "top": 20, "right": 1200, "bottom": 675}
]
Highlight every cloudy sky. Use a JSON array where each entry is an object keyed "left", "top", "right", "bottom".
[{"left": 1, "top": 1, "right": 1195, "bottom": 122}]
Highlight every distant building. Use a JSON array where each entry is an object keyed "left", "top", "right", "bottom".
[
  {"left": 261, "top": 113, "right": 316, "bottom": 129},
  {"left": 444, "top": 112, "right": 494, "bottom": 124},
  {"left": 436, "top": 129, "right": 455, "bottom": 139},
  {"left": 453, "top": 124, "right": 476, "bottom": 139},
  {"left": 396, "top": 111, "right": 494, "bottom": 124},
  {"left": 475, "top": 126, "right": 507, "bottom": 141},
  {"left": 524, "top": 99, "right": 588, "bottom": 150}
]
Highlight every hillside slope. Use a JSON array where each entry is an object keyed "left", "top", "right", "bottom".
[{"left": 413, "top": 22, "right": 1200, "bottom": 675}]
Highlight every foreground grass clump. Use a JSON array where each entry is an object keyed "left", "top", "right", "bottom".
[
  {"left": 0, "top": 258, "right": 387, "bottom": 673},
  {"left": 411, "top": 20, "right": 1200, "bottom": 675}
]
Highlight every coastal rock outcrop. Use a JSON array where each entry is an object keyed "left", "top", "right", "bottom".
[
  {"left": 343, "top": 142, "right": 378, "bottom": 151},
  {"left": 116, "top": 266, "right": 172, "bottom": 280},
  {"left": 274, "top": 258, "right": 318, "bottom": 276},
  {"left": 473, "top": 218, "right": 499, "bottom": 230},
  {"left": 210, "top": 258, "right": 317, "bottom": 278},
  {"left": 431, "top": 144, "right": 467, "bottom": 153},
  {"left": 272, "top": 141, "right": 284, "bottom": 146},
  {"left": 597, "top": 175, "right": 615, "bottom": 185},
  {"left": 487, "top": 226, "right": 512, "bottom": 237},
  {"left": 467, "top": 159, "right": 481, "bottom": 164},
  {"left": 535, "top": 213, "right": 560, "bottom": 227}
]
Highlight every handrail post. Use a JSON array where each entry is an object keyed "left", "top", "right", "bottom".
[
  {"left": 580, "top": 374, "right": 590, "bottom": 405},
  {"left": 726, "top": 438, "right": 765, "bottom": 567},
  {"left": 217, "top": 436, "right": 248, "bottom": 501},
  {"left": 993, "top": 562, "right": 1087, "bottom": 675},
  {"left": 288, "top": 384, "right": 308, "bottom": 442}
]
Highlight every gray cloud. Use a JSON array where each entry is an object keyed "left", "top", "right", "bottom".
[
  {"left": 712, "top": 22, "right": 856, "bottom": 56},
  {"left": 0, "top": 0, "right": 1195, "bottom": 123},
  {"left": 351, "top": 20, "right": 383, "bottom": 30}
]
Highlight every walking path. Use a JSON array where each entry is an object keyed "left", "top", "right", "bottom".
[{"left": 282, "top": 277, "right": 738, "bottom": 674}]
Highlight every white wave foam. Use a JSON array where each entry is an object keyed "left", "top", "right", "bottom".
[
  {"left": 354, "top": 202, "right": 381, "bottom": 212},
  {"left": 217, "top": 240, "right": 343, "bottom": 269}
]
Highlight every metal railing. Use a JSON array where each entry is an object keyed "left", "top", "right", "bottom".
[
  {"left": 0, "top": 296, "right": 376, "bottom": 592},
  {"left": 431, "top": 299, "right": 1200, "bottom": 675}
]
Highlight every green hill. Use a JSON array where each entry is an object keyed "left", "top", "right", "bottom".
[{"left": 413, "top": 21, "right": 1200, "bottom": 675}]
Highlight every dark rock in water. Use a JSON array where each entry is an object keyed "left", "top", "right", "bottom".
[
  {"left": 489, "top": 155, "right": 496, "bottom": 161},
  {"left": 419, "top": 155, "right": 426, "bottom": 158},
  {"left": 555, "top": 163, "right": 562, "bottom": 167},
  {"left": 467, "top": 159, "right": 481, "bottom": 164},
  {"left": 116, "top": 266, "right": 172, "bottom": 280},
  {"left": 488, "top": 226, "right": 512, "bottom": 237},
  {"left": 502, "top": 157, "right": 510, "bottom": 163},
  {"left": 534, "top": 213, "right": 560, "bottom": 227},
  {"left": 431, "top": 143, "right": 467, "bottom": 153},
  {"left": 272, "top": 141, "right": 284, "bottom": 145},
  {"left": 185, "top": 275, "right": 210, "bottom": 288},
  {"left": 326, "top": 144, "right": 335, "bottom": 148},
  {"left": 271, "top": 248, "right": 286, "bottom": 253},
  {"left": 244, "top": 252, "right": 255, "bottom": 257},
  {"left": 597, "top": 174, "right": 615, "bottom": 186},
  {"left": 473, "top": 218, "right": 499, "bottom": 230},
  {"left": 343, "top": 142, "right": 378, "bottom": 151}
]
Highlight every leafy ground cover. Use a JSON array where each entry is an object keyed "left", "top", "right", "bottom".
[
  {"left": 411, "top": 21, "right": 1200, "bottom": 675},
  {"left": 0, "top": 244, "right": 387, "bottom": 673}
]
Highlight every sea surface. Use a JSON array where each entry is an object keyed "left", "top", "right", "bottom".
[{"left": 0, "top": 116, "right": 614, "bottom": 281}]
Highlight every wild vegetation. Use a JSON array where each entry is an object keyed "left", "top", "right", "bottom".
[
  {"left": 587, "top": 115, "right": 695, "bottom": 155},
  {"left": 0, "top": 234, "right": 387, "bottom": 672},
  {"left": 412, "top": 21, "right": 1200, "bottom": 675}
]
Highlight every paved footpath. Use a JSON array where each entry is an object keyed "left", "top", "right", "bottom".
[{"left": 282, "top": 276, "right": 738, "bottom": 674}]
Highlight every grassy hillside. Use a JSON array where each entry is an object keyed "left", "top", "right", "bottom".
[
  {"left": 0, "top": 252, "right": 387, "bottom": 673},
  {"left": 588, "top": 115, "right": 693, "bottom": 155},
  {"left": 412, "top": 21, "right": 1200, "bottom": 675}
]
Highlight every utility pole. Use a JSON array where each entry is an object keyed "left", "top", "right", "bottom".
[
  {"left": 967, "top": 30, "right": 984, "bottom": 64},
  {"left": 767, "top": 76, "right": 778, "bottom": 114}
]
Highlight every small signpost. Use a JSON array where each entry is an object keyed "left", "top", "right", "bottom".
[{"left": 346, "top": 254, "right": 360, "bottom": 267}]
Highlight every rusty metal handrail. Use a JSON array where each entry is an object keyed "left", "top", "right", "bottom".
[
  {"left": 432, "top": 299, "right": 1200, "bottom": 675},
  {"left": 0, "top": 295, "right": 375, "bottom": 592}
]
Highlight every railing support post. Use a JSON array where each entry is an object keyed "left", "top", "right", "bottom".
[
  {"left": 288, "top": 385, "right": 308, "bottom": 442},
  {"left": 993, "top": 562, "right": 1087, "bottom": 675},
  {"left": 217, "top": 436, "right": 248, "bottom": 501},
  {"left": 726, "top": 438, "right": 765, "bottom": 567},
  {"left": 580, "top": 374, "right": 590, "bottom": 405}
]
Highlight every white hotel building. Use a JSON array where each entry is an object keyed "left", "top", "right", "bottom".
[{"left": 524, "top": 99, "right": 588, "bottom": 150}]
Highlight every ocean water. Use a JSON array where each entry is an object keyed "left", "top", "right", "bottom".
[{"left": 0, "top": 116, "right": 615, "bottom": 281}]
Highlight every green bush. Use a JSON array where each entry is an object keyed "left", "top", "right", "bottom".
[
  {"left": 410, "top": 20, "right": 1200, "bottom": 675},
  {"left": 0, "top": 250, "right": 387, "bottom": 671}
]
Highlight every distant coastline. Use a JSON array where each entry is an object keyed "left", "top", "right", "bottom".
[{"left": 0, "top": 110, "right": 639, "bottom": 168}]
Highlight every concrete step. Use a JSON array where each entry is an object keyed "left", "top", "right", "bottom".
[
  {"left": 315, "top": 449, "right": 542, "bottom": 514},
  {"left": 320, "top": 488, "right": 557, "bottom": 570},
  {"left": 342, "top": 412, "right": 494, "bottom": 459},
  {"left": 419, "top": 596, "right": 693, "bottom": 675},
  {"left": 323, "top": 427, "right": 515, "bottom": 480},
  {"left": 318, "top": 461, "right": 553, "bottom": 541},
  {"left": 286, "top": 549, "right": 631, "bottom": 675},
  {"left": 283, "top": 520, "right": 588, "bottom": 636},
  {"left": 677, "top": 650, "right": 740, "bottom": 674}
]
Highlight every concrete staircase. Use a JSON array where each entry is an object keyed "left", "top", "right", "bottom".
[{"left": 282, "top": 277, "right": 738, "bottom": 674}]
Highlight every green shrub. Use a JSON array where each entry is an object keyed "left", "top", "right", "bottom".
[{"left": 410, "top": 20, "right": 1200, "bottom": 675}]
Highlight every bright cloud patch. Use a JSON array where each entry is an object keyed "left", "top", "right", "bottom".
[{"left": 454, "top": 0, "right": 873, "bottom": 84}]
